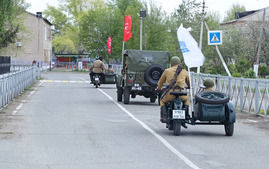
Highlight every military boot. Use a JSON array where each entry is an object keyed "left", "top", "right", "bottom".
[
  {"left": 178, "top": 105, "right": 189, "bottom": 129},
  {"left": 160, "top": 105, "right": 168, "bottom": 123},
  {"left": 185, "top": 105, "right": 190, "bottom": 121}
]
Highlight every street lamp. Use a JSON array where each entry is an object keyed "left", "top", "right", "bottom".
[
  {"left": 36, "top": 12, "right": 42, "bottom": 79},
  {"left": 36, "top": 12, "right": 42, "bottom": 68},
  {"left": 140, "top": 10, "right": 146, "bottom": 50}
]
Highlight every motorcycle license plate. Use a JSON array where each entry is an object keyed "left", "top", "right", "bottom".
[
  {"left": 173, "top": 110, "right": 185, "bottom": 119},
  {"left": 95, "top": 78, "right": 99, "bottom": 81}
]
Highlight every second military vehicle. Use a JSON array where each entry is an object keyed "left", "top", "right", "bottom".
[{"left": 117, "top": 49, "right": 171, "bottom": 104}]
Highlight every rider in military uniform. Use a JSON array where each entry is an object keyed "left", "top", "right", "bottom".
[
  {"left": 90, "top": 57, "right": 107, "bottom": 83},
  {"left": 157, "top": 56, "right": 190, "bottom": 123},
  {"left": 203, "top": 78, "right": 215, "bottom": 92},
  {"left": 107, "top": 65, "right": 115, "bottom": 74}
]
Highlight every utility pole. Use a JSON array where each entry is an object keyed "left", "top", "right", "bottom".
[
  {"left": 198, "top": 0, "right": 205, "bottom": 74},
  {"left": 255, "top": 8, "right": 266, "bottom": 77}
]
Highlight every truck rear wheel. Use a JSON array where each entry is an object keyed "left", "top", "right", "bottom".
[
  {"left": 117, "top": 86, "right": 123, "bottom": 102},
  {"left": 123, "top": 86, "right": 130, "bottom": 104}
]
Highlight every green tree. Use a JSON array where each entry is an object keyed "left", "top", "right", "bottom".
[
  {"left": 0, "top": 0, "right": 29, "bottom": 49},
  {"left": 44, "top": 0, "right": 95, "bottom": 54},
  {"left": 80, "top": 0, "right": 142, "bottom": 59},
  {"left": 168, "top": 0, "right": 202, "bottom": 60},
  {"left": 223, "top": 3, "right": 246, "bottom": 22},
  {"left": 80, "top": 2, "right": 112, "bottom": 58},
  {"left": 43, "top": 6, "right": 68, "bottom": 35},
  {"left": 144, "top": 1, "right": 168, "bottom": 51}
]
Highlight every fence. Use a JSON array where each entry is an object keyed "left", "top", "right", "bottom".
[
  {"left": 191, "top": 73, "right": 269, "bottom": 116},
  {"left": 0, "top": 66, "right": 38, "bottom": 109},
  {"left": 111, "top": 64, "right": 268, "bottom": 116},
  {"left": 2, "top": 63, "right": 268, "bottom": 116}
]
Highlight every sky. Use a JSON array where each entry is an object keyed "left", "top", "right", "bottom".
[{"left": 25, "top": 0, "right": 269, "bottom": 20}]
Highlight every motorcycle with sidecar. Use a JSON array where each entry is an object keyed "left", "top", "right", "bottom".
[
  {"left": 164, "top": 85, "right": 236, "bottom": 136},
  {"left": 91, "top": 73, "right": 117, "bottom": 88}
]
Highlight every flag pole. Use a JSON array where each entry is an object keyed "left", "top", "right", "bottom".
[
  {"left": 188, "top": 67, "right": 194, "bottom": 115},
  {"left": 122, "top": 41, "right": 125, "bottom": 66}
]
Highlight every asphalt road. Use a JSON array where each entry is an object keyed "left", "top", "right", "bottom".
[{"left": 0, "top": 71, "right": 269, "bottom": 169}]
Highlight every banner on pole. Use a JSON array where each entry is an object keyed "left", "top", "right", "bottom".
[
  {"left": 107, "top": 36, "right": 112, "bottom": 54},
  {"left": 177, "top": 24, "right": 205, "bottom": 68},
  {"left": 123, "top": 15, "right": 132, "bottom": 42}
]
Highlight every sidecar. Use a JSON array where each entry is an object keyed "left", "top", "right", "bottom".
[
  {"left": 102, "top": 73, "right": 117, "bottom": 84},
  {"left": 192, "top": 91, "right": 236, "bottom": 136}
]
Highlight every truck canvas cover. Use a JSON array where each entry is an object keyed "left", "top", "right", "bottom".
[{"left": 124, "top": 50, "right": 170, "bottom": 72}]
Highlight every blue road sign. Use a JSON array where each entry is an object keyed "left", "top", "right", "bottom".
[{"left": 208, "top": 30, "right": 222, "bottom": 45}]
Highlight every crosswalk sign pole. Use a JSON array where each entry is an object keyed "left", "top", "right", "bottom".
[{"left": 205, "top": 22, "right": 231, "bottom": 77}]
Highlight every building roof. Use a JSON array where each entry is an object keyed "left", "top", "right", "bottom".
[
  {"left": 221, "top": 6, "right": 269, "bottom": 26},
  {"left": 26, "top": 11, "right": 53, "bottom": 26},
  {"left": 55, "top": 54, "right": 89, "bottom": 58},
  {"left": 235, "top": 10, "right": 259, "bottom": 19}
]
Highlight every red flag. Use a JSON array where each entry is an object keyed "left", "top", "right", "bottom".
[
  {"left": 107, "top": 36, "right": 112, "bottom": 54},
  {"left": 123, "top": 15, "right": 132, "bottom": 42}
]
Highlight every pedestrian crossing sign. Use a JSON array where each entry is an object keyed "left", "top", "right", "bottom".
[{"left": 208, "top": 30, "right": 222, "bottom": 45}]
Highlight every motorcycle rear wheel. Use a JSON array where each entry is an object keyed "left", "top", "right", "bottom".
[
  {"left": 95, "top": 83, "right": 99, "bottom": 88},
  {"left": 173, "top": 120, "right": 181, "bottom": 136}
]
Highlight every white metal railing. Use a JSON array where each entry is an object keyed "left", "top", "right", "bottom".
[
  {"left": 0, "top": 66, "right": 39, "bottom": 109},
  {"left": 2, "top": 64, "right": 268, "bottom": 116},
  {"left": 192, "top": 73, "right": 269, "bottom": 116}
]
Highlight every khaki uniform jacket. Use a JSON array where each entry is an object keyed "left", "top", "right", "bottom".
[
  {"left": 108, "top": 68, "right": 115, "bottom": 73},
  {"left": 157, "top": 65, "right": 190, "bottom": 106},
  {"left": 90, "top": 60, "right": 107, "bottom": 73},
  {"left": 203, "top": 87, "right": 215, "bottom": 92}
]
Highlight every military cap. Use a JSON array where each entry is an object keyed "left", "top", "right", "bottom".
[
  {"left": 203, "top": 78, "right": 214, "bottom": 88},
  {"left": 170, "top": 56, "right": 181, "bottom": 66}
]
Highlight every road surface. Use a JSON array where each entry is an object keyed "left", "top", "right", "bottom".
[{"left": 0, "top": 71, "right": 269, "bottom": 169}]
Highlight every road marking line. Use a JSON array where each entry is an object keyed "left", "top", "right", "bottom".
[
  {"left": 41, "top": 80, "right": 91, "bottom": 83},
  {"left": 98, "top": 88, "right": 200, "bottom": 169},
  {"left": 12, "top": 81, "right": 43, "bottom": 115}
]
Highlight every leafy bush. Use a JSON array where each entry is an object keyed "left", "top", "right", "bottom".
[
  {"left": 244, "top": 69, "right": 255, "bottom": 78},
  {"left": 258, "top": 65, "right": 268, "bottom": 77},
  {"left": 232, "top": 72, "right": 241, "bottom": 77}
]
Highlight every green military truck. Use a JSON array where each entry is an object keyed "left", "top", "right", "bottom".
[{"left": 117, "top": 49, "right": 171, "bottom": 104}]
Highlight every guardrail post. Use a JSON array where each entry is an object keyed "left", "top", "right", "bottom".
[
  {"left": 2, "top": 75, "right": 6, "bottom": 107},
  {"left": 228, "top": 76, "right": 232, "bottom": 97},
  {"left": 216, "top": 75, "right": 221, "bottom": 91},
  {"left": 0, "top": 76, "right": 3, "bottom": 108},
  {"left": 198, "top": 73, "right": 202, "bottom": 87},
  {"left": 240, "top": 77, "right": 244, "bottom": 112},
  {"left": 255, "top": 79, "right": 260, "bottom": 115}
]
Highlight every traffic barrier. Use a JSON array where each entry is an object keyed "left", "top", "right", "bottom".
[
  {"left": 192, "top": 73, "right": 269, "bottom": 117},
  {"left": 0, "top": 66, "right": 37, "bottom": 109}
]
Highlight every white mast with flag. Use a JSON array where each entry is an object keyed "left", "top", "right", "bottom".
[{"left": 177, "top": 24, "right": 205, "bottom": 113}]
